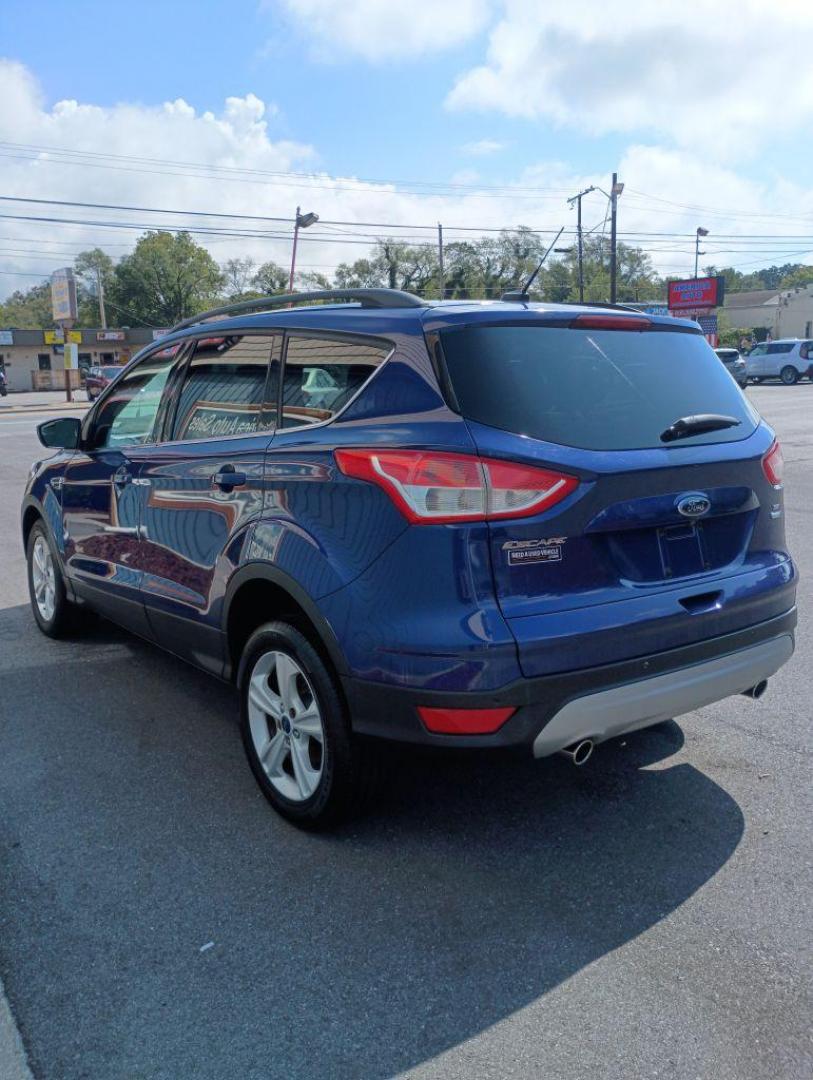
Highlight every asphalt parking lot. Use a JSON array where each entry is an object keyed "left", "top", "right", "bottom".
[{"left": 0, "top": 386, "right": 810, "bottom": 1080}]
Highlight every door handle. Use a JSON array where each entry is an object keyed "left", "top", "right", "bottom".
[{"left": 212, "top": 466, "right": 247, "bottom": 491}]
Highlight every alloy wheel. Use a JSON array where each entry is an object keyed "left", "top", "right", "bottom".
[
  {"left": 247, "top": 650, "right": 325, "bottom": 802},
  {"left": 31, "top": 534, "right": 56, "bottom": 622}
]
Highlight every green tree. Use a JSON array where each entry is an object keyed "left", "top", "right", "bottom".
[
  {"left": 0, "top": 281, "right": 54, "bottom": 328},
  {"left": 252, "top": 260, "right": 289, "bottom": 295},
  {"left": 222, "top": 256, "right": 258, "bottom": 299},
  {"left": 777, "top": 265, "right": 813, "bottom": 290},
  {"left": 74, "top": 247, "right": 117, "bottom": 326},
  {"left": 335, "top": 240, "right": 439, "bottom": 295},
  {"left": 111, "top": 231, "right": 224, "bottom": 325}
]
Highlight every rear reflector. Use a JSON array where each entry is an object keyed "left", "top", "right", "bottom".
[
  {"left": 571, "top": 314, "right": 652, "bottom": 331},
  {"left": 418, "top": 706, "right": 516, "bottom": 735},
  {"left": 334, "top": 449, "right": 578, "bottom": 524},
  {"left": 762, "top": 439, "right": 784, "bottom": 486}
]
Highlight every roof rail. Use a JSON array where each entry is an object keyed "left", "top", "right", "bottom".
[{"left": 170, "top": 288, "right": 425, "bottom": 333}]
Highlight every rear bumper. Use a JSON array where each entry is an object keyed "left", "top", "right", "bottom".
[{"left": 342, "top": 607, "right": 797, "bottom": 753}]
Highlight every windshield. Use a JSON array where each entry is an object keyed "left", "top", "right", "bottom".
[
  {"left": 440, "top": 324, "right": 758, "bottom": 451},
  {"left": 102, "top": 366, "right": 123, "bottom": 380}
]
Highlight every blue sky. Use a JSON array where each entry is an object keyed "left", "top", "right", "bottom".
[{"left": 1, "top": 0, "right": 812, "bottom": 295}]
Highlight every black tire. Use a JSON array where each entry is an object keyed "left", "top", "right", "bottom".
[
  {"left": 239, "top": 621, "right": 380, "bottom": 828},
  {"left": 26, "top": 521, "right": 84, "bottom": 638},
  {"left": 780, "top": 365, "right": 799, "bottom": 385}
]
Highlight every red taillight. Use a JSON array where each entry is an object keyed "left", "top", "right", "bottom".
[
  {"left": 762, "top": 440, "right": 784, "bottom": 486},
  {"left": 418, "top": 706, "right": 516, "bottom": 735},
  {"left": 571, "top": 314, "right": 651, "bottom": 331},
  {"left": 334, "top": 449, "right": 578, "bottom": 524}
]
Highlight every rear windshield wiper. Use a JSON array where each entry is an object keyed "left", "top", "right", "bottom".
[{"left": 660, "top": 414, "right": 741, "bottom": 443}]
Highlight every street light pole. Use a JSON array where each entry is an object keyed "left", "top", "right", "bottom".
[
  {"left": 288, "top": 206, "right": 319, "bottom": 292},
  {"left": 695, "top": 226, "right": 709, "bottom": 278},
  {"left": 567, "top": 185, "right": 595, "bottom": 303}
]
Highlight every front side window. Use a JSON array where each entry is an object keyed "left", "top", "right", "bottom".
[
  {"left": 171, "top": 334, "right": 280, "bottom": 442},
  {"left": 92, "top": 346, "right": 180, "bottom": 449},
  {"left": 749, "top": 344, "right": 767, "bottom": 356},
  {"left": 281, "top": 336, "right": 388, "bottom": 429}
]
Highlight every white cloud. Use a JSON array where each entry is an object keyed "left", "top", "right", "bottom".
[
  {"left": 446, "top": 0, "right": 813, "bottom": 155},
  {"left": 461, "top": 139, "right": 505, "bottom": 156},
  {"left": 278, "top": 0, "right": 492, "bottom": 62},
  {"left": 0, "top": 60, "right": 811, "bottom": 304}
]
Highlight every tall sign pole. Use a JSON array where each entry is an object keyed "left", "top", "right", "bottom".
[{"left": 50, "top": 268, "right": 78, "bottom": 403}]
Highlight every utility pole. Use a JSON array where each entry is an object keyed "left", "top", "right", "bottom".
[
  {"left": 96, "top": 266, "right": 107, "bottom": 329},
  {"left": 437, "top": 223, "right": 445, "bottom": 300},
  {"left": 694, "top": 226, "right": 709, "bottom": 278},
  {"left": 567, "top": 185, "right": 595, "bottom": 302},
  {"left": 609, "top": 173, "right": 624, "bottom": 304}
]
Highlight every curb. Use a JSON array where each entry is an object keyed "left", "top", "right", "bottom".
[
  {"left": 0, "top": 977, "right": 33, "bottom": 1080},
  {"left": 0, "top": 405, "right": 89, "bottom": 417}
]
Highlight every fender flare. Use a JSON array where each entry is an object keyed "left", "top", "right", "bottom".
[{"left": 223, "top": 561, "right": 349, "bottom": 682}]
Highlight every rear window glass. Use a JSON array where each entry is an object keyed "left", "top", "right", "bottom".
[{"left": 440, "top": 325, "right": 758, "bottom": 451}]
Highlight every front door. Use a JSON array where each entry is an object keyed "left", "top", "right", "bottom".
[
  {"left": 62, "top": 345, "right": 182, "bottom": 635},
  {"left": 131, "top": 332, "right": 281, "bottom": 674}
]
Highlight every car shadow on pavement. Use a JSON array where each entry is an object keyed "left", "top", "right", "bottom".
[{"left": 0, "top": 604, "right": 745, "bottom": 1080}]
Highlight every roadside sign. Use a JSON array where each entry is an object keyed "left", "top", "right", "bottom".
[
  {"left": 44, "top": 329, "right": 81, "bottom": 344},
  {"left": 51, "top": 268, "right": 78, "bottom": 323},
  {"left": 667, "top": 276, "right": 725, "bottom": 312},
  {"left": 64, "top": 342, "right": 79, "bottom": 370}
]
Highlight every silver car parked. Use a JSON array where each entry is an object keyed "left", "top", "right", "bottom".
[
  {"left": 714, "top": 347, "right": 748, "bottom": 388},
  {"left": 745, "top": 339, "right": 813, "bottom": 385}
]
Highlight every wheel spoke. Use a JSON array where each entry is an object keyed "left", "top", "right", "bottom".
[
  {"left": 261, "top": 729, "right": 289, "bottom": 777},
  {"left": 274, "top": 652, "right": 301, "bottom": 713},
  {"left": 295, "top": 707, "right": 323, "bottom": 741},
  {"left": 290, "top": 736, "right": 319, "bottom": 799},
  {"left": 249, "top": 678, "right": 283, "bottom": 720}
]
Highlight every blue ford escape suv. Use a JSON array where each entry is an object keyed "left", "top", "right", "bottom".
[{"left": 23, "top": 289, "right": 797, "bottom": 826}]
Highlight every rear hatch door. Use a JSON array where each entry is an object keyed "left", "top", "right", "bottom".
[{"left": 435, "top": 312, "right": 793, "bottom": 676}]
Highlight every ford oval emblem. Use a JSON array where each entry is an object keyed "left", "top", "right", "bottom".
[{"left": 676, "top": 493, "right": 711, "bottom": 518}]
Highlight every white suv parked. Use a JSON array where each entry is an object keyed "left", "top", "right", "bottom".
[{"left": 745, "top": 339, "right": 813, "bottom": 385}]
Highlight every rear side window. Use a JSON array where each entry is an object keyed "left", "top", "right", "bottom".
[
  {"left": 767, "top": 342, "right": 794, "bottom": 354},
  {"left": 440, "top": 325, "right": 758, "bottom": 451},
  {"left": 281, "top": 336, "right": 388, "bottom": 429},
  {"left": 171, "top": 334, "right": 280, "bottom": 441}
]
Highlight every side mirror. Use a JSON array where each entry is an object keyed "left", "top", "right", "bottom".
[{"left": 37, "top": 416, "right": 81, "bottom": 450}]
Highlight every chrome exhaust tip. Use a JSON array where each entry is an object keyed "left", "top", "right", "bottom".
[
  {"left": 742, "top": 679, "right": 768, "bottom": 700},
  {"left": 558, "top": 739, "right": 594, "bottom": 766}
]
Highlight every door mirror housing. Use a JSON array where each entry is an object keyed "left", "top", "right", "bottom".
[{"left": 37, "top": 416, "right": 81, "bottom": 450}]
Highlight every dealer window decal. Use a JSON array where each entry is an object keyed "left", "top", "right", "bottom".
[{"left": 503, "top": 537, "right": 567, "bottom": 566}]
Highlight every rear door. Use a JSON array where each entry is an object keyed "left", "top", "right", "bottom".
[
  {"left": 438, "top": 315, "right": 793, "bottom": 676},
  {"left": 127, "top": 332, "right": 281, "bottom": 674}
]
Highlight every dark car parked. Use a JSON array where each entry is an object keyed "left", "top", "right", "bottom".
[
  {"left": 85, "top": 364, "right": 125, "bottom": 401},
  {"left": 22, "top": 289, "right": 797, "bottom": 826}
]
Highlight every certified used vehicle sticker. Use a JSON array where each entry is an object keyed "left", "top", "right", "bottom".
[{"left": 503, "top": 537, "right": 567, "bottom": 566}]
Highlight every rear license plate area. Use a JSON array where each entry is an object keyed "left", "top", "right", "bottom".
[{"left": 658, "top": 523, "right": 708, "bottom": 578}]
